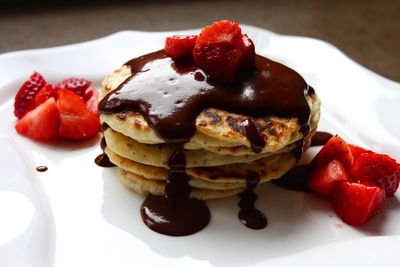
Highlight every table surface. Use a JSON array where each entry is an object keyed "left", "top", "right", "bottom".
[{"left": 1, "top": 0, "right": 399, "bottom": 82}]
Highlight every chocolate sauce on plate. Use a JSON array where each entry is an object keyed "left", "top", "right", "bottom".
[
  {"left": 311, "top": 131, "right": 334, "bottom": 147},
  {"left": 238, "top": 171, "right": 267, "bottom": 229},
  {"left": 94, "top": 132, "right": 116, "bottom": 167},
  {"left": 36, "top": 166, "right": 48, "bottom": 172},
  {"left": 272, "top": 165, "right": 310, "bottom": 191},
  {"left": 98, "top": 50, "right": 312, "bottom": 236}
]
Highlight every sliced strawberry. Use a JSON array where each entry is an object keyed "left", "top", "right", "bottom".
[
  {"left": 14, "top": 72, "right": 47, "bottom": 119},
  {"left": 193, "top": 42, "right": 242, "bottom": 83},
  {"left": 84, "top": 89, "right": 99, "bottom": 115},
  {"left": 32, "top": 84, "right": 59, "bottom": 107},
  {"left": 56, "top": 78, "right": 91, "bottom": 97},
  {"left": 238, "top": 34, "right": 256, "bottom": 70},
  {"left": 333, "top": 181, "right": 386, "bottom": 226},
  {"left": 196, "top": 20, "right": 242, "bottom": 45},
  {"left": 193, "top": 20, "right": 243, "bottom": 83},
  {"left": 57, "top": 89, "right": 100, "bottom": 140},
  {"left": 15, "top": 98, "right": 59, "bottom": 139},
  {"left": 351, "top": 152, "right": 400, "bottom": 196},
  {"left": 349, "top": 144, "right": 372, "bottom": 160},
  {"left": 165, "top": 35, "right": 197, "bottom": 59},
  {"left": 308, "top": 160, "right": 350, "bottom": 197},
  {"left": 309, "top": 135, "right": 354, "bottom": 170}
]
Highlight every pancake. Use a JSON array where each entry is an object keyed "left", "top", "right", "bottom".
[
  {"left": 118, "top": 168, "right": 245, "bottom": 200},
  {"left": 104, "top": 146, "right": 297, "bottom": 185},
  {"left": 99, "top": 64, "right": 321, "bottom": 155},
  {"left": 102, "top": 127, "right": 301, "bottom": 168}
]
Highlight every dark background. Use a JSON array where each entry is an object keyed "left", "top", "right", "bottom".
[{"left": 1, "top": 0, "right": 399, "bottom": 81}]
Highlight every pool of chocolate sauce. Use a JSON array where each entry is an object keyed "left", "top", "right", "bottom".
[{"left": 98, "top": 50, "right": 312, "bottom": 236}]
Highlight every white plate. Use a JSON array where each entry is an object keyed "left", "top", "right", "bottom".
[{"left": 0, "top": 25, "right": 399, "bottom": 267}]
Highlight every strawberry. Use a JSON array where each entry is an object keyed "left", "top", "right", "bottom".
[
  {"left": 165, "top": 35, "right": 197, "bottom": 59},
  {"left": 196, "top": 20, "right": 242, "bottom": 45},
  {"left": 333, "top": 181, "right": 386, "bottom": 226},
  {"left": 15, "top": 98, "right": 59, "bottom": 139},
  {"left": 32, "top": 84, "right": 59, "bottom": 107},
  {"left": 84, "top": 89, "right": 99, "bottom": 115},
  {"left": 14, "top": 72, "right": 47, "bottom": 119},
  {"left": 309, "top": 135, "right": 354, "bottom": 170},
  {"left": 351, "top": 153, "right": 400, "bottom": 196},
  {"left": 238, "top": 34, "right": 256, "bottom": 70},
  {"left": 349, "top": 144, "right": 372, "bottom": 160},
  {"left": 308, "top": 160, "right": 350, "bottom": 197},
  {"left": 193, "top": 43, "right": 242, "bottom": 83},
  {"left": 57, "top": 89, "right": 100, "bottom": 139},
  {"left": 56, "top": 78, "right": 91, "bottom": 97},
  {"left": 193, "top": 20, "right": 243, "bottom": 83}
]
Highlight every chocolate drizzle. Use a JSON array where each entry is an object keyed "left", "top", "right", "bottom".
[
  {"left": 36, "top": 166, "right": 48, "bottom": 172},
  {"left": 238, "top": 171, "right": 267, "bottom": 229},
  {"left": 311, "top": 131, "right": 334, "bottom": 147},
  {"left": 98, "top": 50, "right": 312, "bottom": 236},
  {"left": 99, "top": 50, "right": 311, "bottom": 144}
]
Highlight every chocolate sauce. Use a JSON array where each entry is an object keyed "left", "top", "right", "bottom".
[
  {"left": 238, "top": 171, "right": 267, "bottom": 229},
  {"left": 98, "top": 50, "right": 312, "bottom": 235},
  {"left": 311, "top": 131, "right": 334, "bottom": 147},
  {"left": 272, "top": 165, "right": 310, "bottom": 191},
  {"left": 99, "top": 50, "right": 311, "bottom": 144},
  {"left": 141, "top": 194, "right": 210, "bottom": 236},
  {"left": 95, "top": 136, "right": 116, "bottom": 167},
  {"left": 95, "top": 153, "right": 115, "bottom": 167},
  {"left": 141, "top": 147, "right": 210, "bottom": 236},
  {"left": 240, "top": 119, "right": 265, "bottom": 153},
  {"left": 36, "top": 166, "right": 48, "bottom": 172}
]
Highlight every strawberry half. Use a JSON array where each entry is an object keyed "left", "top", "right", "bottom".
[
  {"left": 56, "top": 78, "right": 91, "bottom": 97},
  {"left": 193, "top": 42, "right": 242, "bottom": 83},
  {"left": 193, "top": 20, "right": 243, "bottom": 83},
  {"left": 14, "top": 72, "right": 47, "bottom": 119},
  {"left": 32, "top": 84, "right": 59, "bottom": 108},
  {"left": 351, "top": 153, "right": 400, "bottom": 196},
  {"left": 309, "top": 135, "right": 354, "bottom": 170},
  {"left": 15, "top": 98, "right": 59, "bottom": 139},
  {"left": 308, "top": 160, "right": 350, "bottom": 197},
  {"left": 349, "top": 144, "right": 372, "bottom": 160},
  {"left": 333, "top": 181, "right": 386, "bottom": 226},
  {"left": 165, "top": 35, "right": 197, "bottom": 59},
  {"left": 57, "top": 89, "right": 100, "bottom": 139},
  {"left": 196, "top": 20, "right": 242, "bottom": 45},
  {"left": 84, "top": 89, "right": 99, "bottom": 115}
]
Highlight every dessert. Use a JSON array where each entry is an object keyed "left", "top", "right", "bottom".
[
  {"left": 13, "top": 72, "right": 101, "bottom": 140},
  {"left": 97, "top": 20, "right": 321, "bottom": 235}
]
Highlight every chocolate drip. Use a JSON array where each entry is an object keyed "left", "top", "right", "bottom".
[
  {"left": 272, "top": 165, "right": 310, "bottom": 191},
  {"left": 95, "top": 153, "right": 115, "bottom": 167},
  {"left": 311, "top": 131, "right": 334, "bottom": 147},
  {"left": 98, "top": 50, "right": 312, "bottom": 235},
  {"left": 240, "top": 119, "right": 265, "bottom": 153},
  {"left": 95, "top": 136, "right": 116, "bottom": 167},
  {"left": 238, "top": 171, "right": 267, "bottom": 229},
  {"left": 141, "top": 147, "right": 210, "bottom": 236},
  {"left": 36, "top": 166, "right": 48, "bottom": 172}
]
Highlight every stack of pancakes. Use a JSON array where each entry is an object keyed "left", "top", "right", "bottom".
[{"left": 100, "top": 64, "right": 321, "bottom": 200}]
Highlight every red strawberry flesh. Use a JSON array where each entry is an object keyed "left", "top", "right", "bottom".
[
  {"left": 165, "top": 35, "right": 197, "bottom": 59},
  {"left": 333, "top": 181, "right": 386, "bottom": 226},
  {"left": 14, "top": 72, "right": 47, "bottom": 119},
  {"left": 15, "top": 97, "right": 59, "bottom": 139},
  {"left": 351, "top": 153, "right": 400, "bottom": 196},
  {"left": 57, "top": 89, "right": 100, "bottom": 139},
  {"left": 310, "top": 135, "right": 354, "bottom": 170},
  {"left": 308, "top": 160, "right": 349, "bottom": 197},
  {"left": 56, "top": 78, "right": 91, "bottom": 97}
]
